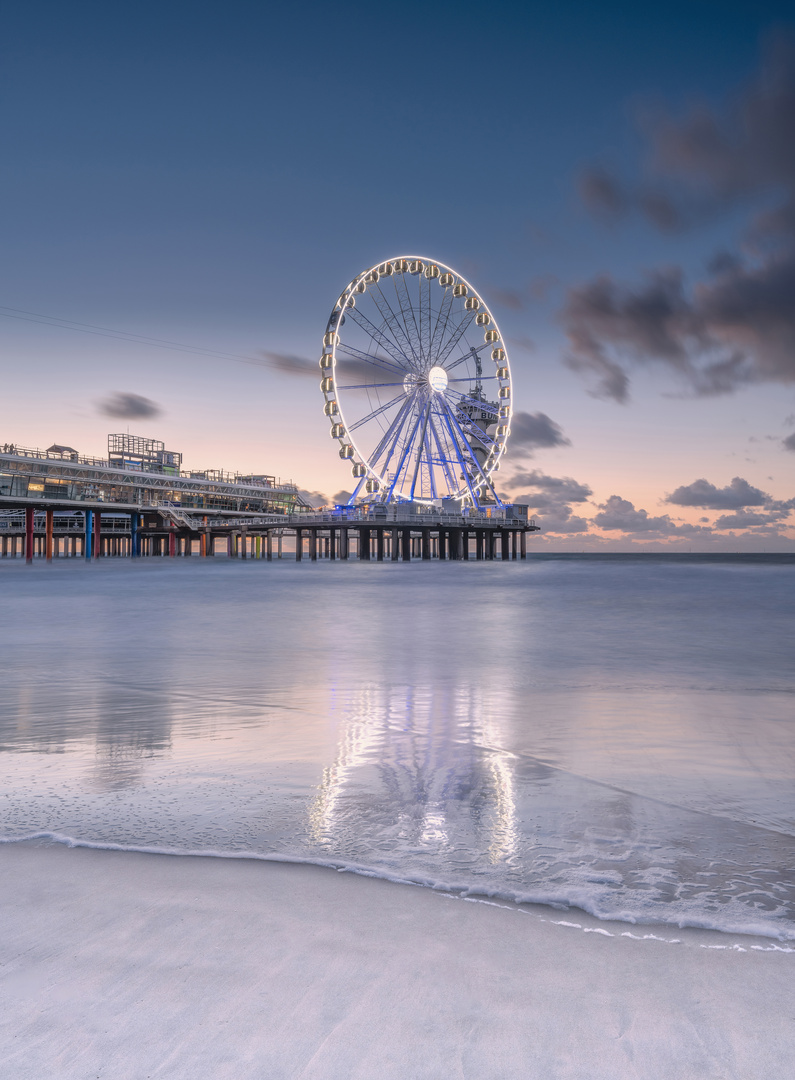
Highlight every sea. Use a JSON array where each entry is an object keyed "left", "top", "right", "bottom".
[{"left": 1, "top": 554, "right": 793, "bottom": 940}]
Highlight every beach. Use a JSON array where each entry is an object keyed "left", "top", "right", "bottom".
[
  {"left": 1, "top": 555, "right": 794, "bottom": 1075},
  {"left": 3, "top": 840, "right": 793, "bottom": 1080}
]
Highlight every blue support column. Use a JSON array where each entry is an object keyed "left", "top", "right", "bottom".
[
  {"left": 84, "top": 510, "right": 93, "bottom": 559},
  {"left": 130, "top": 512, "right": 139, "bottom": 558}
]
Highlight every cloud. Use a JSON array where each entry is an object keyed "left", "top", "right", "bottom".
[
  {"left": 712, "top": 510, "right": 786, "bottom": 529},
  {"left": 665, "top": 476, "right": 768, "bottom": 509},
  {"left": 261, "top": 351, "right": 316, "bottom": 377},
  {"left": 578, "top": 167, "right": 628, "bottom": 218},
  {"left": 509, "top": 411, "right": 571, "bottom": 455},
  {"left": 505, "top": 469, "right": 592, "bottom": 534},
  {"left": 503, "top": 469, "right": 591, "bottom": 503},
  {"left": 561, "top": 259, "right": 795, "bottom": 401},
  {"left": 261, "top": 351, "right": 387, "bottom": 384},
  {"left": 298, "top": 490, "right": 328, "bottom": 508},
  {"left": 592, "top": 495, "right": 681, "bottom": 534},
  {"left": 332, "top": 490, "right": 353, "bottom": 505},
  {"left": 516, "top": 503, "right": 590, "bottom": 534},
  {"left": 784, "top": 432, "right": 795, "bottom": 452},
  {"left": 566, "top": 33, "right": 795, "bottom": 401},
  {"left": 487, "top": 287, "right": 526, "bottom": 311},
  {"left": 98, "top": 392, "right": 161, "bottom": 419},
  {"left": 592, "top": 495, "right": 720, "bottom": 539}
]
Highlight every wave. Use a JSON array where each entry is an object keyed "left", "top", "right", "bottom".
[{"left": 4, "top": 830, "right": 794, "bottom": 943}]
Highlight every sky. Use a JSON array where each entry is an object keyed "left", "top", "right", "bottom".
[{"left": 1, "top": 0, "right": 793, "bottom": 549}]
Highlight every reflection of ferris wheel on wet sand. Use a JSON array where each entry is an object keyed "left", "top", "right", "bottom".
[{"left": 320, "top": 257, "right": 511, "bottom": 506}]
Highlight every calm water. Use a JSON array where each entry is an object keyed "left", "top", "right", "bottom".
[{"left": 1, "top": 555, "right": 793, "bottom": 938}]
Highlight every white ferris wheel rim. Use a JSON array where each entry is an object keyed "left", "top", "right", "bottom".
[{"left": 321, "top": 255, "right": 513, "bottom": 504}]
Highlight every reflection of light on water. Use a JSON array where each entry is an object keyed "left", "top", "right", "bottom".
[
  {"left": 486, "top": 755, "right": 519, "bottom": 864},
  {"left": 308, "top": 687, "right": 385, "bottom": 843},
  {"left": 306, "top": 681, "right": 518, "bottom": 863}
]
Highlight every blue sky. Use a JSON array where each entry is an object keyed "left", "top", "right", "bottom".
[{"left": 2, "top": 0, "right": 793, "bottom": 547}]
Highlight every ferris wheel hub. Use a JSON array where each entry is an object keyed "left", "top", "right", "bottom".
[{"left": 427, "top": 366, "right": 448, "bottom": 393}]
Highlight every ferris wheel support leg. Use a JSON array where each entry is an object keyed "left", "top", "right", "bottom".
[
  {"left": 520, "top": 530, "right": 527, "bottom": 559},
  {"left": 359, "top": 527, "right": 370, "bottom": 561},
  {"left": 401, "top": 528, "right": 411, "bottom": 561}
]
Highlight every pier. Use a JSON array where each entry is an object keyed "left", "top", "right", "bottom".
[{"left": 0, "top": 437, "right": 539, "bottom": 563}]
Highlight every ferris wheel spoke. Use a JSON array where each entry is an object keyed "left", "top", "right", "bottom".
[
  {"left": 372, "top": 284, "right": 421, "bottom": 369},
  {"left": 429, "top": 285, "right": 454, "bottom": 360},
  {"left": 435, "top": 309, "right": 477, "bottom": 368},
  {"left": 386, "top": 400, "right": 427, "bottom": 501},
  {"left": 427, "top": 410, "right": 460, "bottom": 494},
  {"left": 336, "top": 381, "right": 407, "bottom": 390},
  {"left": 409, "top": 398, "right": 433, "bottom": 501},
  {"left": 369, "top": 393, "right": 417, "bottom": 476},
  {"left": 445, "top": 341, "right": 491, "bottom": 373},
  {"left": 438, "top": 405, "right": 481, "bottom": 504},
  {"left": 420, "top": 273, "right": 431, "bottom": 364},
  {"left": 337, "top": 342, "right": 406, "bottom": 376},
  {"left": 347, "top": 391, "right": 407, "bottom": 432},
  {"left": 347, "top": 306, "right": 413, "bottom": 370},
  {"left": 392, "top": 274, "right": 424, "bottom": 365}
]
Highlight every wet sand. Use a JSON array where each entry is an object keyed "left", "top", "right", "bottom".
[{"left": 1, "top": 841, "right": 792, "bottom": 1079}]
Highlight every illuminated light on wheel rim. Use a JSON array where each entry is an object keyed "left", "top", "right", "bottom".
[{"left": 320, "top": 256, "right": 512, "bottom": 506}]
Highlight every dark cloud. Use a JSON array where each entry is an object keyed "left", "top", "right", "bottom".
[
  {"left": 262, "top": 351, "right": 385, "bottom": 384},
  {"left": 509, "top": 411, "right": 571, "bottom": 455},
  {"left": 98, "top": 392, "right": 161, "bottom": 419},
  {"left": 579, "top": 34, "right": 795, "bottom": 235},
  {"left": 592, "top": 495, "right": 712, "bottom": 538},
  {"left": 508, "top": 336, "right": 536, "bottom": 354},
  {"left": 567, "top": 33, "right": 795, "bottom": 401},
  {"left": 505, "top": 469, "right": 592, "bottom": 534},
  {"left": 665, "top": 476, "right": 768, "bottom": 509},
  {"left": 332, "top": 490, "right": 353, "bottom": 505},
  {"left": 561, "top": 256, "right": 795, "bottom": 401},
  {"left": 520, "top": 504, "right": 590, "bottom": 534},
  {"left": 261, "top": 351, "right": 316, "bottom": 376},
  {"left": 712, "top": 510, "right": 785, "bottom": 529},
  {"left": 784, "top": 432, "right": 795, "bottom": 452},
  {"left": 593, "top": 496, "right": 677, "bottom": 534},
  {"left": 298, "top": 490, "right": 328, "bottom": 508},
  {"left": 503, "top": 469, "right": 591, "bottom": 503},
  {"left": 578, "top": 167, "right": 628, "bottom": 218},
  {"left": 487, "top": 287, "right": 526, "bottom": 311}
]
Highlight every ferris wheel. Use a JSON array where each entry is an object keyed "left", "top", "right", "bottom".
[{"left": 320, "top": 257, "right": 512, "bottom": 505}]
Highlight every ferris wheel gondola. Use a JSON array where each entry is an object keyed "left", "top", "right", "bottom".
[{"left": 319, "top": 256, "right": 512, "bottom": 505}]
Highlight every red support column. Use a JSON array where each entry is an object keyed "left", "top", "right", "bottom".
[
  {"left": 25, "top": 507, "right": 34, "bottom": 563},
  {"left": 45, "top": 509, "right": 54, "bottom": 562},
  {"left": 169, "top": 531, "right": 176, "bottom": 557}
]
